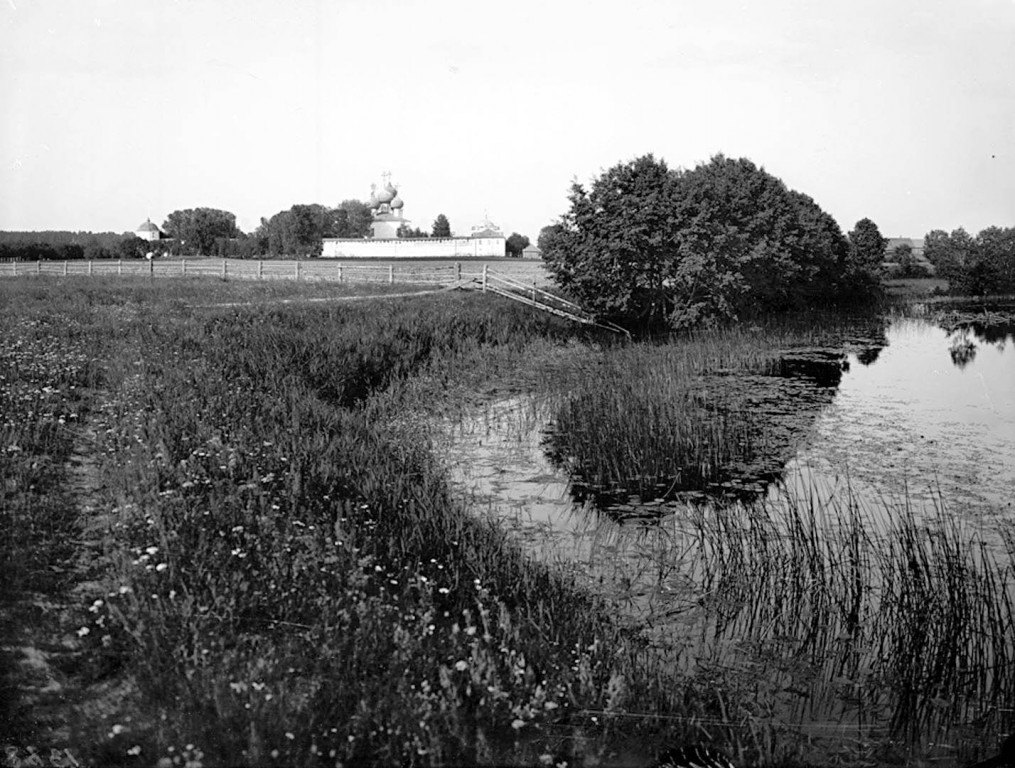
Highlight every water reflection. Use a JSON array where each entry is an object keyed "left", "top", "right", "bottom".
[
  {"left": 936, "top": 302, "right": 1015, "bottom": 347},
  {"left": 442, "top": 307, "right": 1014, "bottom": 540},
  {"left": 439, "top": 304, "right": 1015, "bottom": 758},
  {"left": 937, "top": 302, "right": 1015, "bottom": 370},
  {"left": 949, "top": 334, "right": 977, "bottom": 368}
]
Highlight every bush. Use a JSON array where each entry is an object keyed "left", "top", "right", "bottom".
[{"left": 542, "top": 154, "right": 877, "bottom": 330}]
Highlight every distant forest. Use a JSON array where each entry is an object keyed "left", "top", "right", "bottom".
[{"left": 0, "top": 230, "right": 127, "bottom": 261}]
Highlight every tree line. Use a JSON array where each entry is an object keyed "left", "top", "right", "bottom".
[
  {"left": 2, "top": 206, "right": 535, "bottom": 260},
  {"left": 922, "top": 226, "right": 1015, "bottom": 296},
  {"left": 0, "top": 230, "right": 127, "bottom": 261}
]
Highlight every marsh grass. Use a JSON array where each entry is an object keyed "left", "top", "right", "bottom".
[
  {"left": 508, "top": 471, "right": 1015, "bottom": 765},
  {"left": 682, "top": 489, "right": 1015, "bottom": 742},
  {"left": 1, "top": 279, "right": 735, "bottom": 767},
  {"left": 541, "top": 319, "right": 884, "bottom": 507},
  {"left": 4, "top": 280, "right": 1010, "bottom": 767}
]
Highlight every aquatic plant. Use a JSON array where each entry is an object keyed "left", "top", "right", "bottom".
[{"left": 542, "top": 321, "right": 876, "bottom": 508}]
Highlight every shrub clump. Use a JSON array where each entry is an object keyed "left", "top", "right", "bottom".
[{"left": 542, "top": 154, "right": 883, "bottom": 330}]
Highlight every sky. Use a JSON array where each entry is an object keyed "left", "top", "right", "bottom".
[{"left": 2, "top": 0, "right": 1014, "bottom": 241}]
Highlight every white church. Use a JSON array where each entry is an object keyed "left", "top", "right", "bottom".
[{"left": 321, "top": 173, "right": 507, "bottom": 259}]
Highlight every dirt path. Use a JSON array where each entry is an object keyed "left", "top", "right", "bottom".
[
  {"left": 196, "top": 283, "right": 462, "bottom": 309},
  {"left": 1, "top": 410, "right": 136, "bottom": 763}
]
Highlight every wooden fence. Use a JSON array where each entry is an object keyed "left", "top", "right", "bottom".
[{"left": 0, "top": 258, "right": 553, "bottom": 288}]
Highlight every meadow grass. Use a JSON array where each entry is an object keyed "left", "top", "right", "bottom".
[
  {"left": 1, "top": 279, "right": 728, "bottom": 767},
  {"left": 3, "top": 278, "right": 1011, "bottom": 767}
]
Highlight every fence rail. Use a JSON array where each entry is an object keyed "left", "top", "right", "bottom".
[
  {"left": 0, "top": 258, "right": 552, "bottom": 287},
  {"left": 0, "top": 258, "right": 627, "bottom": 331}
]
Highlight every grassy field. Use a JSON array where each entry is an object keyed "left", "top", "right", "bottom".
[
  {"left": 2, "top": 277, "right": 1011, "bottom": 768},
  {"left": 0, "top": 278, "right": 730, "bottom": 768},
  {"left": 0, "top": 256, "right": 554, "bottom": 289}
]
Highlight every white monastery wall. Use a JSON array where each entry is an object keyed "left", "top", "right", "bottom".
[{"left": 321, "top": 237, "right": 506, "bottom": 259}]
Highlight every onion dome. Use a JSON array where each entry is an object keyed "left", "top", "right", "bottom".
[
  {"left": 137, "top": 218, "right": 160, "bottom": 232},
  {"left": 375, "top": 183, "right": 396, "bottom": 205},
  {"left": 390, "top": 195, "right": 404, "bottom": 210}
]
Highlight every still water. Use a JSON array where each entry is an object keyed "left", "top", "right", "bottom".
[
  {"left": 439, "top": 305, "right": 1015, "bottom": 755},
  {"left": 445, "top": 308, "right": 1014, "bottom": 552}
]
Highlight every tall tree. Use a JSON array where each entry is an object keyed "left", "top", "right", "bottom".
[
  {"left": 975, "top": 226, "right": 1015, "bottom": 292},
  {"left": 923, "top": 227, "right": 975, "bottom": 282},
  {"left": 505, "top": 233, "right": 530, "bottom": 258},
  {"left": 253, "top": 201, "right": 373, "bottom": 257},
  {"left": 117, "top": 234, "right": 148, "bottom": 260},
  {"left": 847, "top": 218, "right": 887, "bottom": 270},
  {"left": 162, "top": 208, "right": 239, "bottom": 255},
  {"left": 431, "top": 214, "right": 452, "bottom": 238},
  {"left": 542, "top": 153, "right": 865, "bottom": 330},
  {"left": 255, "top": 204, "right": 333, "bottom": 257},
  {"left": 336, "top": 199, "right": 373, "bottom": 238},
  {"left": 537, "top": 224, "right": 564, "bottom": 254}
]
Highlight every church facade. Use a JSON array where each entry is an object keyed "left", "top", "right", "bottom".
[{"left": 321, "top": 174, "right": 506, "bottom": 259}]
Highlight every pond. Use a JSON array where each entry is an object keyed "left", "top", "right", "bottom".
[{"left": 439, "top": 302, "right": 1015, "bottom": 760}]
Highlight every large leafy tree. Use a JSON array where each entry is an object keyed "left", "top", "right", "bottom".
[
  {"left": 542, "top": 154, "right": 860, "bottom": 329},
  {"left": 432, "top": 214, "right": 452, "bottom": 238},
  {"left": 117, "top": 234, "right": 149, "bottom": 260},
  {"left": 847, "top": 218, "right": 887, "bottom": 267},
  {"left": 844, "top": 217, "right": 888, "bottom": 293},
  {"left": 256, "top": 204, "right": 327, "bottom": 257},
  {"left": 162, "top": 208, "right": 239, "bottom": 255},
  {"left": 336, "top": 199, "right": 373, "bottom": 238},
  {"left": 537, "top": 224, "right": 564, "bottom": 254},
  {"left": 255, "top": 202, "right": 374, "bottom": 256},
  {"left": 975, "top": 226, "right": 1015, "bottom": 292},
  {"left": 945, "top": 226, "right": 1015, "bottom": 295},
  {"left": 505, "top": 233, "right": 530, "bottom": 258},
  {"left": 543, "top": 155, "right": 688, "bottom": 326},
  {"left": 924, "top": 227, "right": 975, "bottom": 282}
]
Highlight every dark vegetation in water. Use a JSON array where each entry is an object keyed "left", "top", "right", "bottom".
[
  {"left": 927, "top": 302, "right": 1015, "bottom": 369},
  {"left": 543, "top": 317, "right": 889, "bottom": 513},
  {"left": 935, "top": 304, "right": 1015, "bottom": 346}
]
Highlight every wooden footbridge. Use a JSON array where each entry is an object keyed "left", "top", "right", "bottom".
[{"left": 459, "top": 266, "right": 629, "bottom": 336}]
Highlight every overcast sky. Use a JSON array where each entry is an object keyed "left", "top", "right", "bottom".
[{"left": 2, "top": 0, "right": 1013, "bottom": 241}]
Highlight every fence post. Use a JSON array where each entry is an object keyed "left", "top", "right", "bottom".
[
  {"left": 482, "top": 264, "right": 488, "bottom": 292},
  {"left": 222, "top": 259, "right": 227, "bottom": 280},
  {"left": 37, "top": 260, "right": 42, "bottom": 275},
  {"left": 88, "top": 260, "right": 92, "bottom": 277},
  {"left": 456, "top": 262, "right": 461, "bottom": 283},
  {"left": 337, "top": 264, "right": 342, "bottom": 283},
  {"left": 12, "top": 260, "right": 16, "bottom": 277},
  {"left": 182, "top": 259, "right": 187, "bottom": 276},
  {"left": 388, "top": 265, "right": 394, "bottom": 284},
  {"left": 295, "top": 260, "right": 301, "bottom": 281},
  {"left": 257, "top": 260, "right": 263, "bottom": 280},
  {"left": 63, "top": 261, "right": 68, "bottom": 276},
  {"left": 532, "top": 281, "right": 537, "bottom": 302},
  {"left": 118, "top": 259, "right": 122, "bottom": 276},
  {"left": 149, "top": 257, "right": 154, "bottom": 280}
]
